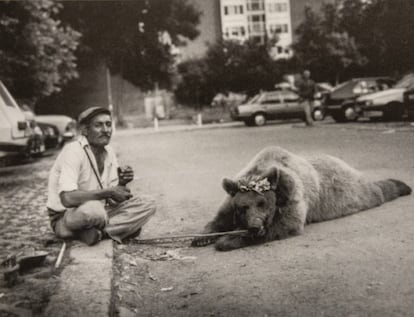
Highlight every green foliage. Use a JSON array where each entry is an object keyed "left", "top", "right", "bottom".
[
  {"left": 176, "top": 39, "right": 289, "bottom": 106},
  {"left": 0, "top": 0, "right": 80, "bottom": 103},
  {"left": 59, "top": 0, "right": 201, "bottom": 90}
]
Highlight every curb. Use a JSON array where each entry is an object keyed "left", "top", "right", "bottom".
[
  {"left": 114, "top": 120, "right": 414, "bottom": 137},
  {"left": 44, "top": 240, "right": 113, "bottom": 317},
  {"left": 316, "top": 122, "right": 414, "bottom": 133},
  {"left": 113, "top": 121, "right": 243, "bottom": 136}
]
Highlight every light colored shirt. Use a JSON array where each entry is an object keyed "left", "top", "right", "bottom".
[{"left": 46, "top": 135, "right": 119, "bottom": 211}]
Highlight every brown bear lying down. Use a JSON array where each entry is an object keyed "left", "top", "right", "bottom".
[{"left": 192, "top": 146, "right": 411, "bottom": 251}]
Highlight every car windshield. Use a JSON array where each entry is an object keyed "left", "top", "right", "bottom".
[
  {"left": 246, "top": 93, "right": 263, "bottom": 104},
  {"left": 394, "top": 74, "right": 414, "bottom": 89},
  {"left": 332, "top": 80, "right": 351, "bottom": 91}
]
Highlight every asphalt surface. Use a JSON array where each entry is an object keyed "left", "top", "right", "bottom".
[
  {"left": 1, "top": 119, "right": 413, "bottom": 316},
  {"left": 111, "top": 120, "right": 414, "bottom": 317}
]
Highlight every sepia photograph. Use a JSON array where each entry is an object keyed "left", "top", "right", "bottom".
[{"left": 0, "top": 0, "right": 413, "bottom": 316}]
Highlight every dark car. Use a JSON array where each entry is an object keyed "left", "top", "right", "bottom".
[
  {"left": 324, "top": 77, "right": 395, "bottom": 122},
  {"left": 403, "top": 87, "right": 414, "bottom": 121},
  {"left": 357, "top": 73, "right": 414, "bottom": 121},
  {"left": 20, "top": 105, "right": 46, "bottom": 156},
  {"left": 37, "top": 122, "right": 61, "bottom": 149}
]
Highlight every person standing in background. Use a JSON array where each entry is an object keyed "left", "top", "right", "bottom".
[{"left": 297, "top": 70, "right": 316, "bottom": 127}]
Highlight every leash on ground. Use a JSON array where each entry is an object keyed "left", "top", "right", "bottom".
[{"left": 132, "top": 230, "right": 249, "bottom": 244}]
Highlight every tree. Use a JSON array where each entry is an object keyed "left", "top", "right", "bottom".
[
  {"left": 293, "top": 4, "right": 366, "bottom": 83},
  {"left": 175, "top": 58, "right": 211, "bottom": 107},
  {"left": 0, "top": 0, "right": 80, "bottom": 103},
  {"left": 176, "top": 39, "right": 289, "bottom": 106},
  {"left": 59, "top": 0, "right": 201, "bottom": 90},
  {"left": 293, "top": 0, "right": 414, "bottom": 82},
  {"left": 360, "top": 0, "right": 414, "bottom": 75}
]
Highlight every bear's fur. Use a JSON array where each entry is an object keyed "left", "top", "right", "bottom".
[{"left": 192, "top": 146, "right": 411, "bottom": 251}]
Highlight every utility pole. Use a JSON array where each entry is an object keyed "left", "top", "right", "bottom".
[{"left": 106, "top": 67, "right": 116, "bottom": 132}]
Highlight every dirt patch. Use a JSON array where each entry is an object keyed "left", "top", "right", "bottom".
[{"left": 112, "top": 241, "right": 208, "bottom": 316}]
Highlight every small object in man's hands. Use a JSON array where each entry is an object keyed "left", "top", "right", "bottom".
[
  {"left": 118, "top": 166, "right": 133, "bottom": 186},
  {"left": 117, "top": 166, "right": 125, "bottom": 175}
]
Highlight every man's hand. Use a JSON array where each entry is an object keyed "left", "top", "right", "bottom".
[
  {"left": 118, "top": 165, "right": 134, "bottom": 186},
  {"left": 110, "top": 185, "right": 133, "bottom": 203}
]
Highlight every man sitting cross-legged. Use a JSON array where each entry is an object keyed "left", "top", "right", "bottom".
[{"left": 46, "top": 106, "right": 156, "bottom": 245}]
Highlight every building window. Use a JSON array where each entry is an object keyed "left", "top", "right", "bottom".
[
  {"left": 251, "top": 35, "right": 265, "bottom": 44},
  {"left": 268, "top": 2, "right": 288, "bottom": 12},
  {"left": 224, "top": 26, "right": 246, "bottom": 38},
  {"left": 248, "top": 14, "right": 265, "bottom": 34},
  {"left": 224, "top": 5, "right": 244, "bottom": 15},
  {"left": 247, "top": 0, "right": 264, "bottom": 11},
  {"left": 224, "top": 28, "right": 229, "bottom": 38},
  {"left": 269, "top": 24, "right": 288, "bottom": 33},
  {"left": 248, "top": 14, "right": 265, "bottom": 22},
  {"left": 231, "top": 26, "right": 246, "bottom": 37}
]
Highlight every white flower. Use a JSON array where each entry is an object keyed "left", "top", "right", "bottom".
[{"left": 238, "top": 178, "right": 271, "bottom": 195}]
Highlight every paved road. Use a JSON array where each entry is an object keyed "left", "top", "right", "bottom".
[{"left": 112, "top": 122, "right": 414, "bottom": 317}]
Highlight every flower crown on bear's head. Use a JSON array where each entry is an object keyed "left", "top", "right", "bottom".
[{"left": 238, "top": 178, "right": 271, "bottom": 195}]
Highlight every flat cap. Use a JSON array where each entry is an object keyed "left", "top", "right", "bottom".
[{"left": 78, "top": 106, "right": 111, "bottom": 125}]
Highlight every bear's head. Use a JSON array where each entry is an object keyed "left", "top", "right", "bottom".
[{"left": 222, "top": 167, "right": 293, "bottom": 237}]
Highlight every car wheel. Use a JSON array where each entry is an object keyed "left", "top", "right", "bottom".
[
  {"left": 312, "top": 108, "right": 325, "bottom": 121},
  {"left": 252, "top": 113, "right": 266, "bottom": 126},
  {"left": 343, "top": 106, "right": 358, "bottom": 122}
]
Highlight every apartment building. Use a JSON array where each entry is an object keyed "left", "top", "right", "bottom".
[
  {"left": 220, "top": 0, "right": 293, "bottom": 59},
  {"left": 179, "top": 0, "right": 332, "bottom": 61}
]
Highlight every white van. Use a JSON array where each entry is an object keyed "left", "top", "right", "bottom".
[{"left": 0, "top": 80, "right": 35, "bottom": 154}]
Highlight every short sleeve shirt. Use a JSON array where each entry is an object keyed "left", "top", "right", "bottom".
[{"left": 46, "top": 136, "right": 119, "bottom": 211}]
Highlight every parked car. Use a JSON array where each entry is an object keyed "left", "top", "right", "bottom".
[
  {"left": 211, "top": 92, "right": 247, "bottom": 109},
  {"left": 0, "top": 81, "right": 44, "bottom": 156},
  {"left": 20, "top": 105, "right": 46, "bottom": 156},
  {"left": 230, "top": 89, "right": 324, "bottom": 126},
  {"left": 356, "top": 73, "right": 414, "bottom": 121},
  {"left": 34, "top": 114, "right": 77, "bottom": 147},
  {"left": 403, "top": 86, "right": 414, "bottom": 120},
  {"left": 313, "top": 82, "right": 334, "bottom": 120},
  {"left": 272, "top": 81, "right": 332, "bottom": 121},
  {"left": 324, "top": 77, "right": 395, "bottom": 122},
  {"left": 36, "top": 121, "right": 61, "bottom": 149}
]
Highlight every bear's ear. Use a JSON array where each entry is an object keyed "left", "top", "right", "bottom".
[
  {"left": 222, "top": 178, "right": 239, "bottom": 196},
  {"left": 260, "top": 167, "right": 279, "bottom": 190},
  {"left": 260, "top": 167, "right": 295, "bottom": 206}
]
